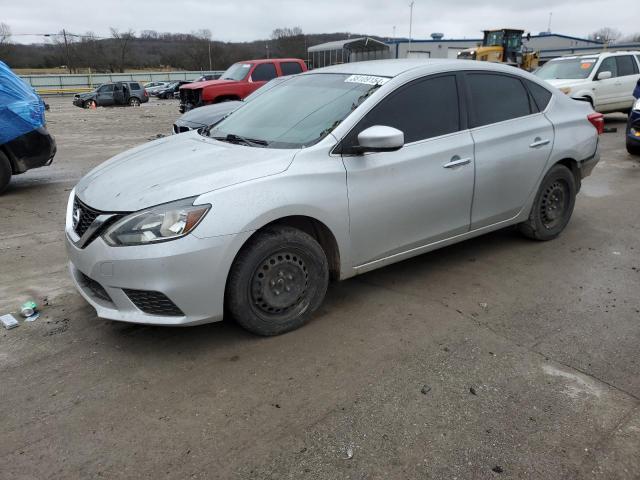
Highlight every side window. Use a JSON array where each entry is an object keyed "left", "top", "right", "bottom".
[
  {"left": 525, "top": 80, "right": 553, "bottom": 112},
  {"left": 130, "top": 82, "right": 141, "bottom": 90},
  {"left": 597, "top": 57, "right": 618, "bottom": 78},
  {"left": 616, "top": 56, "right": 638, "bottom": 77},
  {"left": 467, "top": 73, "right": 532, "bottom": 127},
  {"left": 251, "top": 63, "right": 277, "bottom": 82},
  {"left": 281, "top": 62, "right": 303, "bottom": 76},
  {"left": 347, "top": 75, "right": 460, "bottom": 148},
  {"left": 98, "top": 84, "right": 114, "bottom": 93}
]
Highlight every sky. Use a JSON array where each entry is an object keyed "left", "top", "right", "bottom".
[{"left": 1, "top": 0, "right": 637, "bottom": 44}]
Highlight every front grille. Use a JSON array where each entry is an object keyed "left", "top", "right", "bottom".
[
  {"left": 123, "top": 289, "right": 184, "bottom": 317},
  {"left": 180, "top": 88, "right": 202, "bottom": 108},
  {"left": 73, "top": 197, "right": 102, "bottom": 237},
  {"left": 173, "top": 124, "right": 191, "bottom": 134},
  {"left": 79, "top": 272, "right": 112, "bottom": 303}
]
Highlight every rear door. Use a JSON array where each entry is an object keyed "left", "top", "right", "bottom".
[
  {"left": 465, "top": 72, "right": 554, "bottom": 229},
  {"left": 614, "top": 55, "right": 640, "bottom": 109},
  {"left": 342, "top": 74, "right": 475, "bottom": 266}
]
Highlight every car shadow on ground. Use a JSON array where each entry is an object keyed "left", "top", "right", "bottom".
[{"left": 94, "top": 226, "right": 527, "bottom": 353}]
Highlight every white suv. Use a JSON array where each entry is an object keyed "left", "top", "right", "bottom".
[{"left": 535, "top": 51, "right": 640, "bottom": 113}]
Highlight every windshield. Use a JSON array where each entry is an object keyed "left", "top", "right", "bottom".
[
  {"left": 206, "top": 73, "right": 386, "bottom": 149},
  {"left": 484, "top": 31, "right": 504, "bottom": 46},
  {"left": 221, "top": 63, "right": 252, "bottom": 81},
  {"left": 535, "top": 58, "right": 597, "bottom": 80}
]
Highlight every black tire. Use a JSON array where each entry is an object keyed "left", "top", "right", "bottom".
[
  {"left": 0, "top": 151, "right": 11, "bottom": 194},
  {"left": 627, "top": 138, "right": 640, "bottom": 156},
  {"left": 129, "top": 97, "right": 141, "bottom": 106},
  {"left": 226, "top": 226, "right": 329, "bottom": 336},
  {"left": 518, "top": 164, "right": 576, "bottom": 241}
]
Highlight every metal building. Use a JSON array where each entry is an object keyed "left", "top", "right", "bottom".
[{"left": 307, "top": 37, "right": 391, "bottom": 68}]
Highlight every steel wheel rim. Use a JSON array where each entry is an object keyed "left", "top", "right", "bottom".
[
  {"left": 540, "top": 180, "right": 569, "bottom": 230},
  {"left": 250, "top": 251, "right": 310, "bottom": 316},
  {"left": 130, "top": 98, "right": 140, "bottom": 106}
]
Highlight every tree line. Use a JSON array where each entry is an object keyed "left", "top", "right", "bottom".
[{"left": 0, "top": 24, "right": 373, "bottom": 73}]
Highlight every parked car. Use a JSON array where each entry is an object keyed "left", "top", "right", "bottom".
[
  {"left": 0, "top": 61, "right": 56, "bottom": 194},
  {"left": 73, "top": 82, "right": 149, "bottom": 108},
  {"left": 626, "top": 78, "right": 640, "bottom": 155},
  {"left": 179, "top": 58, "right": 307, "bottom": 112},
  {"left": 145, "top": 82, "right": 172, "bottom": 96},
  {"left": 155, "top": 81, "right": 190, "bottom": 99},
  {"left": 66, "top": 59, "right": 602, "bottom": 336},
  {"left": 144, "top": 81, "right": 169, "bottom": 89},
  {"left": 191, "top": 74, "right": 219, "bottom": 83},
  {"left": 535, "top": 51, "right": 640, "bottom": 113},
  {"left": 172, "top": 77, "right": 289, "bottom": 133}
]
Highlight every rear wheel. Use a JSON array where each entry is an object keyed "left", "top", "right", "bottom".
[
  {"left": 129, "top": 97, "right": 141, "bottom": 106},
  {"left": 0, "top": 151, "right": 12, "bottom": 194},
  {"left": 226, "top": 226, "right": 329, "bottom": 336},
  {"left": 518, "top": 164, "right": 576, "bottom": 241}
]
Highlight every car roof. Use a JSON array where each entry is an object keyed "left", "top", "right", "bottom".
[
  {"left": 554, "top": 51, "right": 640, "bottom": 61},
  {"left": 236, "top": 58, "right": 304, "bottom": 64},
  {"left": 305, "top": 58, "right": 531, "bottom": 78}
]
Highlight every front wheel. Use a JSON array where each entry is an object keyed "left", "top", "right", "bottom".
[
  {"left": 627, "top": 138, "right": 640, "bottom": 156},
  {"left": 128, "top": 97, "right": 141, "bottom": 106},
  {"left": 518, "top": 164, "right": 576, "bottom": 241},
  {"left": 226, "top": 226, "right": 329, "bottom": 336}
]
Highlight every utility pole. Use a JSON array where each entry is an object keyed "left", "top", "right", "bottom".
[
  {"left": 547, "top": 12, "right": 553, "bottom": 34},
  {"left": 208, "top": 41, "right": 212, "bottom": 71},
  {"left": 408, "top": 1, "right": 415, "bottom": 57},
  {"left": 62, "top": 28, "right": 72, "bottom": 73},
  {"left": 266, "top": 43, "right": 270, "bottom": 59}
]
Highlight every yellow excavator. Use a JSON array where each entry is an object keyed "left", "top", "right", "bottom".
[{"left": 457, "top": 29, "right": 540, "bottom": 71}]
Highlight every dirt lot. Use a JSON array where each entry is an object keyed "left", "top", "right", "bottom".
[{"left": 1, "top": 96, "right": 639, "bottom": 480}]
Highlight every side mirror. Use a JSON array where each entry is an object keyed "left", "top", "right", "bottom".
[
  {"left": 355, "top": 126, "right": 404, "bottom": 153},
  {"left": 597, "top": 71, "right": 612, "bottom": 81}
]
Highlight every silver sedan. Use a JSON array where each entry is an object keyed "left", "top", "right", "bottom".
[{"left": 66, "top": 59, "right": 602, "bottom": 335}]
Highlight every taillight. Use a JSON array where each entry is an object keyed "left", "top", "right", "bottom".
[
  {"left": 587, "top": 112, "right": 604, "bottom": 135},
  {"left": 144, "top": 90, "right": 148, "bottom": 97}
]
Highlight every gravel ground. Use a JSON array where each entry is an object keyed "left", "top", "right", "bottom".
[{"left": 0, "top": 96, "right": 639, "bottom": 480}]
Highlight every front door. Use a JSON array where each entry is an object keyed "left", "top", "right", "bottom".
[
  {"left": 464, "top": 72, "right": 554, "bottom": 228},
  {"left": 613, "top": 55, "right": 640, "bottom": 110},
  {"left": 96, "top": 84, "right": 115, "bottom": 106},
  {"left": 593, "top": 57, "right": 621, "bottom": 112},
  {"left": 247, "top": 63, "right": 277, "bottom": 95},
  {"left": 341, "top": 74, "right": 475, "bottom": 266}
]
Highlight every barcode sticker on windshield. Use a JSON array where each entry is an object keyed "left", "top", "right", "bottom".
[{"left": 345, "top": 75, "right": 389, "bottom": 86}]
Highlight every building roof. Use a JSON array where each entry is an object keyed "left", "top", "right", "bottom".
[
  {"left": 308, "top": 37, "right": 389, "bottom": 53},
  {"left": 385, "top": 33, "right": 602, "bottom": 45}
]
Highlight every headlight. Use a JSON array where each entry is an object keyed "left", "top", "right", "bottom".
[
  {"left": 559, "top": 87, "right": 572, "bottom": 95},
  {"left": 103, "top": 198, "right": 210, "bottom": 246},
  {"left": 633, "top": 98, "right": 640, "bottom": 111}
]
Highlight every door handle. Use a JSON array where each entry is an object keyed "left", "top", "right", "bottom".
[
  {"left": 443, "top": 156, "right": 472, "bottom": 168},
  {"left": 529, "top": 138, "right": 551, "bottom": 148}
]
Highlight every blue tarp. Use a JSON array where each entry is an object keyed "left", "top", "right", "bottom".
[{"left": 0, "top": 60, "right": 45, "bottom": 144}]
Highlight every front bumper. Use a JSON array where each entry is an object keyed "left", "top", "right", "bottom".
[
  {"left": 65, "top": 208, "right": 251, "bottom": 326},
  {"left": 5, "top": 127, "right": 56, "bottom": 174}
]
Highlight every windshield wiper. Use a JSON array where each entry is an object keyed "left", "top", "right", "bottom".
[{"left": 211, "top": 133, "right": 269, "bottom": 148}]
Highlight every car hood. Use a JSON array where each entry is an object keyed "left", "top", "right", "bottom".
[
  {"left": 75, "top": 92, "right": 96, "bottom": 99},
  {"left": 176, "top": 101, "right": 243, "bottom": 126},
  {"left": 181, "top": 79, "right": 239, "bottom": 90},
  {"left": 544, "top": 79, "right": 590, "bottom": 89},
  {"left": 75, "top": 131, "right": 296, "bottom": 211}
]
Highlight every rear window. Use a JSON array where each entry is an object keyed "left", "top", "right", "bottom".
[
  {"left": 467, "top": 73, "right": 532, "bottom": 127},
  {"left": 130, "top": 83, "right": 141, "bottom": 90},
  {"left": 526, "top": 80, "right": 553, "bottom": 111},
  {"left": 281, "top": 62, "right": 303, "bottom": 76},
  {"left": 616, "top": 56, "right": 639, "bottom": 77}
]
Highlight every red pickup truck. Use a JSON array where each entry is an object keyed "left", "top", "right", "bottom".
[{"left": 179, "top": 58, "right": 307, "bottom": 112}]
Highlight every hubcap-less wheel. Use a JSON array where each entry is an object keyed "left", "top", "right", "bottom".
[
  {"left": 129, "top": 98, "right": 140, "bottom": 106},
  {"left": 540, "top": 180, "right": 569, "bottom": 230},
  {"left": 251, "top": 252, "right": 309, "bottom": 315}
]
